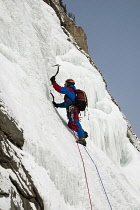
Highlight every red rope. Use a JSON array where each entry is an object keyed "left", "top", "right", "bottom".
[{"left": 77, "top": 143, "right": 93, "bottom": 210}]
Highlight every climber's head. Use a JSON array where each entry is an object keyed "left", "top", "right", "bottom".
[{"left": 65, "top": 79, "right": 75, "bottom": 87}]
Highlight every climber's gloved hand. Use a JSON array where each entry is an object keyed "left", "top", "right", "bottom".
[
  {"left": 52, "top": 101, "right": 58, "bottom": 108},
  {"left": 50, "top": 76, "right": 56, "bottom": 83}
]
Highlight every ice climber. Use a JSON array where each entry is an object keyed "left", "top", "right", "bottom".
[{"left": 50, "top": 76, "right": 88, "bottom": 146}]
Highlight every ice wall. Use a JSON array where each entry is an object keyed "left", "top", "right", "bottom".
[{"left": 0, "top": 0, "right": 140, "bottom": 209}]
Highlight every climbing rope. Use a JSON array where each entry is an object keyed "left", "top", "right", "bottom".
[
  {"left": 84, "top": 147, "right": 113, "bottom": 210},
  {"left": 73, "top": 131, "right": 112, "bottom": 209},
  {"left": 72, "top": 131, "right": 93, "bottom": 209},
  {"left": 77, "top": 143, "right": 93, "bottom": 210}
]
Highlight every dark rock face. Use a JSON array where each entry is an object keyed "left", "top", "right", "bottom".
[
  {"left": 0, "top": 109, "right": 24, "bottom": 148},
  {"left": 43, "top": 0, "right": 89, "bottom": 54},
  {"left": 126, "top": 118, "right": 140, "bottom": 152},
  {"left": 0, "top": 106, "right": 44, "bottom": 210}
]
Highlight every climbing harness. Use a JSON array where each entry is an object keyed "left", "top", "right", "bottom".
[{"left": 84, "top": 147, "right": 113, "bottom": 210}]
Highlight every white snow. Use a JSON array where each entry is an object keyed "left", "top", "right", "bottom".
[{"left": 0, "top": 0, "right": 140, "bottom": 209}]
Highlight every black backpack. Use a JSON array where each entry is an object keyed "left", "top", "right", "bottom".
[
  {"left": 74, "top": 89, "right": 88, "bottom": 111},
  {"left": 67, "top": 88, "right": 88, "bottom": 111}
]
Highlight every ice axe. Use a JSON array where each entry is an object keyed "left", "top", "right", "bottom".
[
  {"left": 50, "top": 91, "right": 55, "bottom": 102},
  {"left": 50, "top": 64, "right": 60, "bottom": 105},
  {"left": 52, "top": 64, "right": 60, "bottom": 77},
  {"left": 50, "top": 91, "right": 58, "bottom": 108}
]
